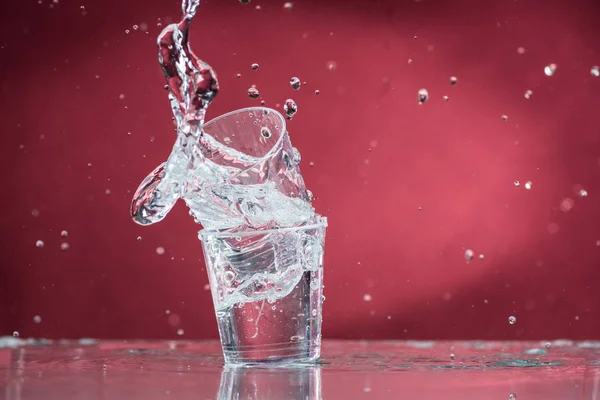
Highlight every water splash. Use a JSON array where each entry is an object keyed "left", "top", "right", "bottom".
[{"left": 131, "top": 0, "right": 219, "bottom": 226}]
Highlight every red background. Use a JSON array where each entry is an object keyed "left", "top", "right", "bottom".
[{"left": 1, "top": 0, "right": 599, "bottom": 341}]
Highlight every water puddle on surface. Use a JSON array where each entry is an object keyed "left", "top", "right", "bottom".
[{"left": 1, "top": 339, "right": 600, "bottom": 399}]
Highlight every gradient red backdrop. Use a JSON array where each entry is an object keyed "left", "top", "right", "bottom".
[{"left": 1, "top": 0, "right": 599, "bottom": 340}]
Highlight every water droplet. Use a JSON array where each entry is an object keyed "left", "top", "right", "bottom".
[
  {"left": 247, "top": 87, "right": 260, "bottom": 99},
  {"left": 283, "top": 2, "right": 293, "bottom": 9},
  {"left": 133, "top": 25, "right": 139, "bottom": 30},
  {"left": 450, "top": 353, "right": 455, "bottom": 360},
  {"left": 408, "top": 58, "right": 413, "bottom": 64},
  {"left": 136, "top": 236, "right": 142, "bottom": 241},
  {"left": 203, "top": 283, "right": 210, "bottom": 291},
  {"left": 517, "top": 47, "right": 525, "bottom": 54},
  {"left": 509, "top": 316, "right": 516, "bottom": 325},
  {"left": 156, "top": 247, "right": 165, "bottom": 255},
  {"left": 464, "top": 249, "right": 474, "bottom": 261},
  {"left": 125, "top": 29, "right": 130, "bottom": 34},
  {"left": 449, "top": 76, "right": 458, "bottom": 85},
  {"left": 31, "top": 208, "right": 40, "bottom": 217},
  {"left": 103, "top": 364, "right": 107, "bottom": 370},
  {"left": 177, "top": 329, "right": 184, "bottom": 336},
  {"left": 514, "top": 180, "right": 521, "bottom": 187},
  {"left": 524, "top": 90, "right": 533, "bottom": 99},
  {"left": 290, "top": 77, "right": 301, "bottom": 90},
  {"left": 60, "top": 230, "right": 68, "bottom": 237},
  {"left": 33, "top": 315, "right": 42, "bottom": 324},
  {"left": 442, "top": 95, "right": 449, "bottom": 101},
  {"left": 312, "top": 309, "right": 317, "bottom": 316},
  {"left": 545, "top": 342, "right": 552, "bottom": 349},
  {"left": 284, "top": 99, "right": 298, "bottom": 119},
  {"left": 479, "top": 254, "right": 485, "bottom": 259},
  {"left": 36, "top": 240, "right": 44, "bottom": 248},
  {"left": 12, "top": 331, "right": 19, "bottom": 338},
  {"left": 224, "top": 271, "right": 235, "bottom": 282},
  {"left": 239, "top": 0, "right": 251, "bottom": 3},
  {"left": 251, "top": 63, "right": 259, "bottom": 70},
  {"left": 363, "top": 294, "right": 372, "bottom": 302},
  {"left": 579, "top": 189, "right": 588, "bottom": 198},
  {"left": 417, "top": 88, "right": 429, "bottom": 104},
  {"left": 290, "top": 335, "right": 302, "bottom": 342},
  {"left": 509, "top": 394, "right": 517, "bottom": 400},
  {"left": 326, "top": 61, "right": 337, "bottom": 71},
  {"left": 501, "top": 114, "right": 508, "bottom": 121},
  {"left": 591, "top": 66, "right": 599, "bottom": 77},
  {"left": 236, "top": 73, "right": 241, "bottom": 78},
  {"left": 524, "top": 181, "right": 532, "bottom": 190},
  {"left": 315, "top": 89, "right": 320, "bottom": 95},
  {"left": 271, "top": 305, "right": 276, "bottom": 311},
  {"left": 60, "top": 242, "right": 70, "bottom": 251},
  {"left": 544, "top": 63, "right": 557, "bottom": 76}
]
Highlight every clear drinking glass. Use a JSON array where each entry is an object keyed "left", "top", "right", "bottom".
[{"left": 199, "top": 217, "right": 327, "bottom": 366}]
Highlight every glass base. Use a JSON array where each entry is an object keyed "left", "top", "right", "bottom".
[{"left": 222, "top": 341, "right": 321, "bottom": 366}]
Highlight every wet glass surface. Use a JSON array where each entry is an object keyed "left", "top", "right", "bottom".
[{"left": 2, "top": 339, "right": 600, "bottom": 399}]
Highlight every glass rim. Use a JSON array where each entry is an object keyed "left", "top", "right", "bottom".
[{"left": 198, "top": 216, "right": 327, "bottom": 240}]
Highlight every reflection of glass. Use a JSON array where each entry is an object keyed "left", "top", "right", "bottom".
[
  {"left": 217, "top": 366, "right": 322, "bottom": 400},
  {"left": 200, "top": 219, "right": 326, "bottom": 366}
]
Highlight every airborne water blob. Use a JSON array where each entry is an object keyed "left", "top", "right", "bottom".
[
  {"left": 284, "top": 99, "right": 298, "bottom": 119},
  {"left": 509, "top": 316, "right": 517, "bottom": 325},
  {"left": 290, "top": 77, "right": 301, "bottom": 90},
  {"left": 417, "top": 88, "right": 429, "bottom": 104},
  {"left": 544, "top": 63, "right": 557, "bottom": 76},
  {"left": 247, "top": 87, "right": 260, "bottom": 99},
  {"left": 591, "top": 66, "right": 599, "bottom": 77}
]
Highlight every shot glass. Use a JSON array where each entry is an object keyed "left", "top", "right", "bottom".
[{"left": 199, "top": 216, "right": 327, "bottom": 366}]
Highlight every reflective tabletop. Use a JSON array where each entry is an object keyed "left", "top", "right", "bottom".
[{"left": 2, "top": 338, "right": 600, "bottom": 399}]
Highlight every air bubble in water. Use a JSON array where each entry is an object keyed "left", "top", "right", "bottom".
[
  {"left": 290, "top": 77, "right": 301, "bottom": 90},
  {"left": 509, "top": 316, "right": 516, "bottom": 325},
  {"left": 544, "top": 63, "right": 557, "bottom": 76},
  {"left": 524, "top": 90, "right": 533, "bottom": 99},
  {"left": 464, "top": 249, "right": 474, "bottom": 261},
  {"left": 315, "top": 89, "right": 320, "bottom": 95},
  {"left": 12, "top": 331, "right": 19, "bottom": 338},
  {"left": 284, "top": 99, "right": 298, "bottom": 119},
  {"left": 247, "top": 87, "right": 260, "bottom": 99},
  {"left": 509, "top": 394, "right": 517, "bottom": 400},
  {"left": 261, "top": 127, "right": 272, "bottom": 138},
  {"left": 363, "top": 294, "right": 372, "bottom": 302},
  {"left": 524, "top": 181, "right": 532, "bottom": 190},
  {"left": 61, "top": 230, "right": 68, "bottom": 237},
  {"left": 545, "top": 342, "right": 552, "bottom": 349},
  {"left": 60, "top": 243, "right": 70, "bottom": 251},
  {"left": 514, "top": 180, "right": 521, "bottom": 187},
  {"left": 33, "top": 315, "right": 42, "bottom": 324},
  {"left": 417, "top": 88, "right": 429, "bottom": 104},
  {"left": 224, "top": 271, "right": 235, "bottom": 282},
  {"left": 312, "top": 309, "right": 317, "bottom": 316},
  {"left": 236, "top": 73, "right": 241, "bottom": 78},
  {"left": 591, "top": 66, "right": 599, "bottom": 77},
  {"left": 442, "top": 95, "right": 449, "bottom": 101},
  {"left": 36, "top": 240, "right": 44, "bottom": 248},
  {"left": 501, "top": 114, "right": 508, "bottom": 121},
  {"left": 326, "top": 61, "right": 337, "bottom": 71},
  {"left": 449, "top": 76, "right": 458, "bottom": 85},
  {"left": 450, "top": 353, "right": 455, "bottom": 360},
  {"left": 251, "top": 63, "right": 259, "bottom": 70},
  {"left": 133, "top": 25, "right": 139, "bottom": 30},
  {"left": 136, "top": 236, "right": 142, "bottom": 241},
  {"left": 125, "top": 29, "right": 130, "bottom": 34},
  {"left": 283, "top": 2, "right": 293, "bottom": 9},
  {"left": 579, "top": 189, "right": 588, "bottom": 198},
  {"left": 156, "top": 247, "right": 165, "bottom": 255},
  {"left": 177, "top": 329, "right": 184, "bottom": 336}
]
